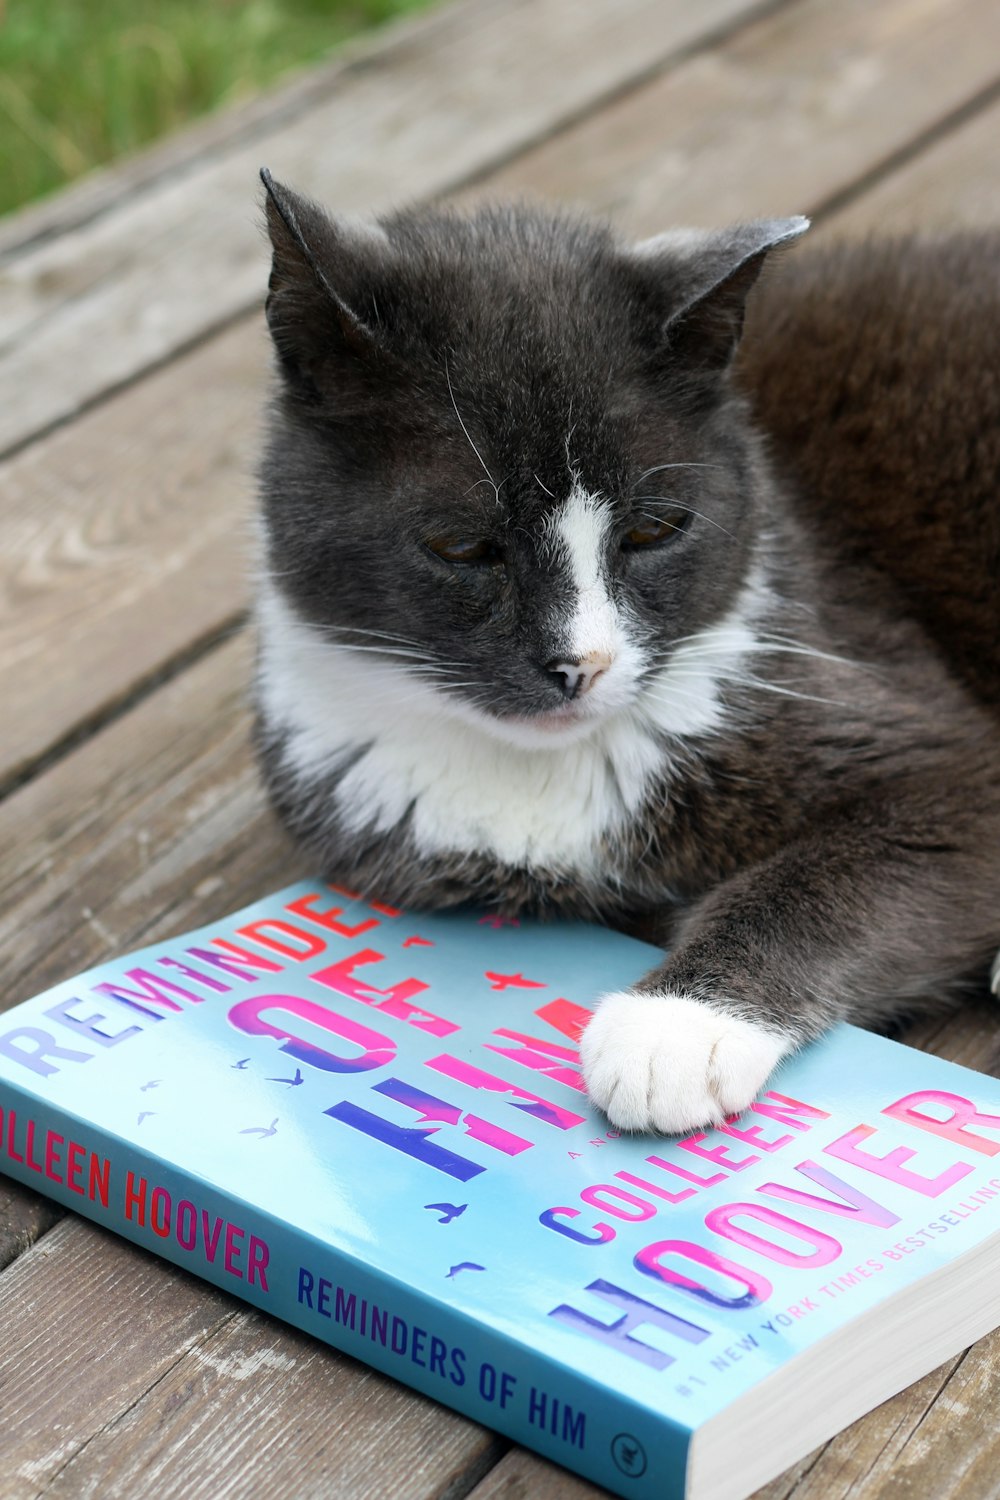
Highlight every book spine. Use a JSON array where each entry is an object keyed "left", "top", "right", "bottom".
[{"left": 0, "top": 1082, "right": 691, "bottom": 1500}]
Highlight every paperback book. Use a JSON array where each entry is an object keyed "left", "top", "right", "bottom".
[{"left": 2, "top": 881, "right": 1000, "bottom": 1500}]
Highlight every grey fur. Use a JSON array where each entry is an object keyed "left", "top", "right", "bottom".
[{"left": 254, "top": 178, "right": 1000, "bottom": 1054}]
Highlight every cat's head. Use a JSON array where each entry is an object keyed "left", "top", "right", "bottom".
[{"left": 257, "top": 172, "right": 806, "bottom": 750}]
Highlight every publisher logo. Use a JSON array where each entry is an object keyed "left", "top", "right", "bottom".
[{"left": 611, "top": 1433, "right": 647, "bottom": 1478}]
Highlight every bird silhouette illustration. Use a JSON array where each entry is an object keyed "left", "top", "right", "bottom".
[
  {"left": 446, "top": 1262, "right": 485, "bottom": 1279},
  {"left": 267, "top": 1068, "right": 304, "bottom": 1086},
  {"left": 424, "top": 1202, "right": 468, "bottom": 1224},
  {"left": 240, "top": 1118, "right": 279, "bottom": 1138},
  {"left": 477, "top": 915, "right": 520, "bottom": 929},
  {"left": 402, "top": 935, "right": 435, "bottom": 948},
  {"left": 231, "top": 1058, "right": 251, "bottom": 1070},
  {"left": 484, "top": 971, "right": 546, "bottom": 991},
  {"left": 139, "top": 1080, "right": 161, "bottom": 1092},
  {"left": 136, "top": 1111, "right": 156, "bottom": 1125}
]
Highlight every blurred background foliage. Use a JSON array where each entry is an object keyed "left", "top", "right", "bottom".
[{"left": 0, "top": 0, "right": 435, "bottom": 217}]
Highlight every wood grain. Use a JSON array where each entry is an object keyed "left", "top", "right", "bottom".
[
  {"left": 0, "top": 1211, "right": 500, "bottom": 1500},
  {"left": 0, "top": 0, "right": 495, "bottom": 258},
  {"left": 0, "top": 0, "right": 772, "bottom": 455},
  {"left": 467, "top": 0, "right": 1000, "bottom": 235},
  {"left": 0, "top": 635, "right": 306, "bottom": 1011},
  {"left": 825, "top": 93, "right": 1000, "bottom": 237},
  {"left": 0, "top": 321, "right": 263, "bottom": 790},
  {"left": 0, "top": 1182, "right": 61, "bottom": 1272},
  {"left": 460, "top": 1327, "right": 1000, "bottom": 1500},
  {"left": 5, "top": 0, "right": 1000, "bottom": 793},
  {"left": 39, "top": 1301, "right": 503, "bottom": 1500},
  {"left": 0, "top": 1217, "right": 234, "bottom": 1499}
]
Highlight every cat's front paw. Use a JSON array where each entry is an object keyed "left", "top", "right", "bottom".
[{"left": 580, "top": 990, "right": 792, "bottom": 1135}]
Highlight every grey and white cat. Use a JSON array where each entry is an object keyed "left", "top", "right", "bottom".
[{"left": 253, "top": 170, "right": 1000, "bottom": 1135}]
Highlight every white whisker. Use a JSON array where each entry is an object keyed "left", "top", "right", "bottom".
[
  {"left": 445, "top": 352, "right": 498, "bottom": 500},
  {"left": 633, "top": 497, "right": 734, "bottom": 539},
  {"left": 635, "top": 462, "right": 724, "bottom": 486}
]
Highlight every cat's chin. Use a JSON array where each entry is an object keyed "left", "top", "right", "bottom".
[{"left": 471, "top": 704, "right": 613, "bottom": 751}]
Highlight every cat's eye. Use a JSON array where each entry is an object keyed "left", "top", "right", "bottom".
[
  {"left": 425, "top": 536, "right": 501, "bottom": 566},
  {"left": 622, "top": 511, "right": 690, "bottom": 549}
]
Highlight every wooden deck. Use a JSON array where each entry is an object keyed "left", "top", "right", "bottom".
[{"left": 2, "top": 0, "right": 1000, "bottom": 1493}]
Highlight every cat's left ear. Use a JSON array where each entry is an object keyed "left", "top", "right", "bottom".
[
  {"left": 259, "top": 168, "right": 391, "bottom": 401},
  {"left": 630, "top": 217, "right": 809, "bottom": 374}
]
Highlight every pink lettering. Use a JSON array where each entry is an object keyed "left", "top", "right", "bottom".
[
  {"left": 427, "top": 1054, "right": 585, "bottom": 1130},
  {"left": 825, "top": 1124, "right": 973, "bottom": 1197},
  {"left": 237, "top": 920, "right": 326, "bottom": 959},
  {"left": 706, "top": 1203, "right": 842, "bottom": 1267},
  {"left": 751, "top": 1092, "right": 831, "bottom": 1129},
  {"left": 759, "top": 1161, "right": 901, "bottom": 1227},
  {"left": 312, "top": 950, "right": 459, "bottom": 1038},
  {"left": 286, "top": 892, "right": 381, "bottom": 939},
  {"left": 227, "top": 992, "right": 396, "bottom": 1073},
  {"left": 679, "top": 1135, "right": 760, "bottom": 1171},
  {"left": 635, "top": 1239, "right": 772, "bottom": 1308},
  {"left": 484, "top": 1029, "right": 585, "bottom": 1091},
  {"left": 882, "top": 1091, "right": 1000, "bottom": 1158}
]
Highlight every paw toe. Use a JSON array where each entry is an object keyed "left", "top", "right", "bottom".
[{"left": 581, "top": 989, "right": 791, "bottom": 1135}]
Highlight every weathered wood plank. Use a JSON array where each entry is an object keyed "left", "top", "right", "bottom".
[
  {"left": 466, "top": 1449, "right": 606, "bottom": 1500},
  {"left": 5, "top": 0, "right": 999, "bottom": 793},
  {"left": 0, "top": 1181, "right": 61, "bottom": 1272},
  {"left": 754, "top": 1335, "right": 1000, "bottom": 1500},
  {"left": 0, "top": 1217, "right": 234, "bottom": 1499},
  {"left": 0, "top": 0, "right": 471, "bottom": 259},
  {"left": 0, "top": 1214, "right": 499, "bottom": 1500},
  {"left": 468, "top": 0, "right": 1000, "bottom": 234},
  {"left": 0, "top": 0, "right": 775, "bottom": 455},
  {"left": 40, "top": 1300, "right": 503, "bottom": 1500},
  {"left": 0, "top": 634, "right": 306, "bottom": 1010},
  {"left": 0, "top": 322, "right": 261, "bottom": 790},
  {"left": 827, "top": 92, "right": 1000, "bottom": 236}
]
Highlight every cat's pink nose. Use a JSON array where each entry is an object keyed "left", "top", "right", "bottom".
[{"left": 545, "top": 652, "right": 614, "bottom": 700}]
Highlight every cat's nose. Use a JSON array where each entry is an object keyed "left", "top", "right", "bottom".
[{"left": 545, "top": 652, "right": 613, "bottom": 699}]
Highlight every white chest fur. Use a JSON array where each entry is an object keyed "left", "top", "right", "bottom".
[{"left": 255, "top": 576, "right": 765, "bottom": 874}]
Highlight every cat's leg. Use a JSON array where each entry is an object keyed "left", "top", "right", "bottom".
[{"left": 581, "top": 821, "right": 999, "bottom": 1133}]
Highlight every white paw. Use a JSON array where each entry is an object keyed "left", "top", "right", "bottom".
[{"left": 580, "top": 989, "right": 792, "bottom": 1135}]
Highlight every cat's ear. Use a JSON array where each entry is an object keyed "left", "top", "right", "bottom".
[
  {"left": 630, "top": 217, "right": 809, "bottom": 376},
  {"left": 259, "top": 168, "right": 387, "bottom": 400}
]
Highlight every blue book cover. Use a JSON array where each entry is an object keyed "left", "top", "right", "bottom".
[{"left": 2, "top": 881, "right": 1000, "bottom": 1500}]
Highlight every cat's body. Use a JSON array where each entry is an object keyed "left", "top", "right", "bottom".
[
  {"left": 254, "top": 177, "right": 1000, "bottom": 1133},
  {"left": 741, "top": 234, "right": 1000, "bottom": 715}
]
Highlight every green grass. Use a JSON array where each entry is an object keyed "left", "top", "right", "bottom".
[{"left": 0, "top": 0, "right": 436, "bottom": 218}]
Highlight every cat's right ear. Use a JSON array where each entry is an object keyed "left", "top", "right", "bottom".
[
  {"left": 259, "top": 168, "right": 386, "bottom": 401},
  {"left": 626, "top": 217, "right": 809, "bottom": 384}
]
